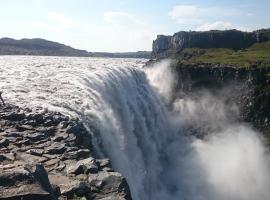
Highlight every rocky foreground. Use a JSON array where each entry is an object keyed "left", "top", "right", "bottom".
[{"left": 0, "top": 104, "right": 131, "bottom": 200}]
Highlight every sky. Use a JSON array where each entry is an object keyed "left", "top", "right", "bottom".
[{"left": 0, "top": 0, "right": 269, "bottom": 52}]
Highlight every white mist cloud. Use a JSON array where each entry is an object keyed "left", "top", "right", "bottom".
[
  {"left": 145, "top": 59, "right": 270, "bottom": 200},
  {"left": 196, "top": 21, "right": 233, "bottom": 31},
  {"left": 145, "top": 59, "right": 176, "bottom": 104},
  {"left": 169, "top": 5, "right": 239, "bottom": 25},
  {"left": 192, "top": 126, "right": 270, "bottom": 200}
]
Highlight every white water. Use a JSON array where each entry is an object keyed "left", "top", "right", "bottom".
[{"left": 0, "top": 56, "right": 270, "bottom": 200}]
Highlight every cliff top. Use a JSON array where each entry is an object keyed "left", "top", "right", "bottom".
[
  {"left": 152, "top": 28, "right": 270, "bottom": 67},
  {"left": 176, "top": 41, "right": 270, "bottom": 68}
]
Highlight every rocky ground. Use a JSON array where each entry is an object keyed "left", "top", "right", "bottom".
[{"left": 0, "top": 104, "right": 131, "bottom": 200}]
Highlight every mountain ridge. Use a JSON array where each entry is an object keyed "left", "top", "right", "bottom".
[{"left": 0, "top": 37, "right": 151, "bottom": 58}]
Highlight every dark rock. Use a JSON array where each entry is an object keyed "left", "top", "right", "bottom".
[
  {"left": 45, "top": 143, "right": 66, "bottom": 154},
  {"left": 26, "top": 132, "right": 45, "bottom": 142},
  {"left": 1, "top": 112, "right": 25, "bottom": 121},
  {"left": 28, "top": 148, "right": 44, "bottom": 156},
  {"left": 0, "top": 138, "right": 9, "bottom": 147},
  {"left": 0, "top": 153, "right": 16, "bottom": 161},
  {"left": 31, "top": 113, "right": 44, "bottom": 124},
  {"left": 61, "top": 149, "right": 90, "bottom": 160},
  {"left": 49, "top": 174, "right": 91, "bottom": 198},
  {"left": 33, "top": 164, "right": 56, "bottom": 199},
  {"left": 14, "top": 139, "right": 31, "bottom": 146},
  {"left": 67, "top": 157, "right": 98, "bottom": 175},
  {"left": 16, "top": 124, "right": 34, "bottom": 132},
  {"left": 89, "top": 171, "right": 131, "bottom": 199}
]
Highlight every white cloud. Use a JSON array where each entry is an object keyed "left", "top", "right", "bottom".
[
  {"left": 21, "top": 11, "right": 158, "bottom": 52},
  {"left": 102, "top": 11, "right": 157, "bottom": 51},
  {"left": 247, "top": 13, "right": 254, "bottom": 17},
  {"left": 48, "top": 12, "right": 86, "bottom": 28},
  {"left": 196, "top": 21, "right": 233, "bottom": 31},
  {"left": 104, "top": 11, "right": 147, "bottom": 27},
  {"left": 169, "top": 5, "right": 239, "bottom": 24}
]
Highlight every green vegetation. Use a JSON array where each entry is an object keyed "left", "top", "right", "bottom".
[{"left": 176, "top": 42, "right": 270, "bottom": 68}]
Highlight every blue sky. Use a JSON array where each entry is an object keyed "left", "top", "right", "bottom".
[{"left": 0, "top": 0, "right": 269, "bottom": 52}]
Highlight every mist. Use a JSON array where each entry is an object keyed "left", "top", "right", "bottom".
[{"left": 145, "top": 60, "right": 270, "bottom": 200}]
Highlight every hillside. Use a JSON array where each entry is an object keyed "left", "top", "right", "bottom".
[
  {"left": 175, "top": 41, "right": 270, "bottom": 68},
  {"left": 0, "top": 37, "right": 151, "bottom": 58},
  {"left": 0, "top": 38, "right": 90, "bottom": 57}
]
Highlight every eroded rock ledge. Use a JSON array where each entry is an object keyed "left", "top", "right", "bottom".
[{"left": 0, "top": 104, "right": 131, "bottom": 200}]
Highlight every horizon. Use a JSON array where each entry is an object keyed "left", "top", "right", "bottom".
[
  {"left": 0, "top": 0, "right": 269, "bottom": 52},
  {"left": 2, "top": 27, "right": 270, "bottom": 54}
]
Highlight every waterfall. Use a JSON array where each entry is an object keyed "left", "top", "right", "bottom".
[{"left": 0, "top": 56, "right": 270, "bottom": 200}]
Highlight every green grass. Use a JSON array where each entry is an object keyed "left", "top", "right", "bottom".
[{"left": 176, "top": 42, "right": 270, "bottom": 68}]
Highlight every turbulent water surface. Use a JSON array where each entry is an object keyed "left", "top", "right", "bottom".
[{"left": 0, "top": 56, "right": 270, "bottom": 200}]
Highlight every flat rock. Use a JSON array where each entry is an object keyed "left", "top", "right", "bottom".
[
  {"left": 46, "top": 143, "right": 66, "bottom": 154},
  {"left": 67, "top": 157, "right": 98, "bottom": 175}
]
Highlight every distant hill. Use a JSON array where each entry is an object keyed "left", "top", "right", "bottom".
[{"left": 0, "top": 37, "right": 151, "bottom": 58}]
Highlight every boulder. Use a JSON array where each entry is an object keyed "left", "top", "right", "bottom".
[
  {"left": 0, "top": 167, "right": 53, "bottom": 200},
  {"left": 67, "top": 157, "right": 98, "bottom": 175},
  {"left": 89, "top": 171, "right": 131, "bottom": 199}
]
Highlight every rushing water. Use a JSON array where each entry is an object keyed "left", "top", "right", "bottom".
[{"left": 0, "top": 56, "right": 270, "bottom": 200}]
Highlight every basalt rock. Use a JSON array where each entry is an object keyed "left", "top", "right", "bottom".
[
  {"left": 170, "top": 63, "right": 270, "bottom": 139},
  {"left": 0, "top": 104, "right": 132, "bottom": 200}
]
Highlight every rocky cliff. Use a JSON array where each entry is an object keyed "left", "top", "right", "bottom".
[
  {"left": 152, "top": 29, "right": 270, "bottom": 58},
  {"left": 0, "top": 105, "right": 131, "bottom": 200},
  {"left": 149, "top": 28, "right": 270, "bottom": 141},
  {"left": 172, "top": 64, "right": 270, "bottom": 137}
]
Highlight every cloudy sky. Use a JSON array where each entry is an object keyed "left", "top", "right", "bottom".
[{"left": 0, "top": 0, "right": 269, "bottom": 52}]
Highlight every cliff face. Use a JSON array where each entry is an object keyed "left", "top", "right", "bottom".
[
  {"left": 149, "top": 29, "right": 270, "bottom": 138},
  {"left": 173, "top": 64, "right": 270, "bottom": 139},
  {"left": 152, "top": 29, "right": 270, "bottom": 58}
]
